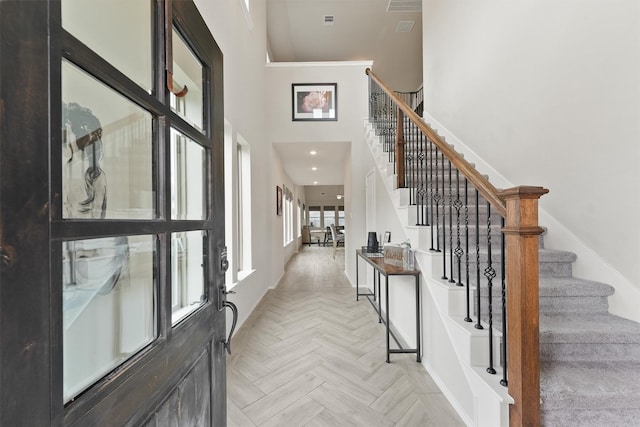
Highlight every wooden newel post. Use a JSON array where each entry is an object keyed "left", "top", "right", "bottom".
[
  {"left": 396, "top": 107, "right": 405, "bottom": 188},
  {"left": 499, "top": 186, "right": 548, "bottom": 427}
]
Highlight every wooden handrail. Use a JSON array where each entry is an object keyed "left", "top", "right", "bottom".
[{"left": 366, "top": 67, "right": 507, "bottom": 216}]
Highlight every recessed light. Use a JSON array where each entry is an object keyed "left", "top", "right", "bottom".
[
  {"left": 312, "top": 167, "right": 317, "bottom": 171},
  {"left": 310, "top": 150, "right": 317, "bottom": 155}
]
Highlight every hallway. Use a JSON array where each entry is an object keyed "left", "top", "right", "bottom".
[{"left": 227, "top": 245, "right": 464, "bottom": 426}]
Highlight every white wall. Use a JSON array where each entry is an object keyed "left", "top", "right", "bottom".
[
  {"left": 265, "top": 62, "right": 372, "bottom": 284},
  {"left": 195, "top": 0, "right": 273, "bottom": 328},
  {"left": 422, "top": 0, "right": 640, "bottom": 321},
  {"left": 271, "top": 151, "right": 305, "bottom": 281}
]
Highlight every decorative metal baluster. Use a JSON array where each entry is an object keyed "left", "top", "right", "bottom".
[
  {"left": 432, "top": 148, "right": 441, "bottom": 253},
  {"left": 454, "top": 170, "right": 463, "bottom": 286},
  {"left": 416, "top": 132, "right": 426, "bottom": 225},
  {"left": 392, "top": 98, "right": 396, "bottom": 166},
  {"left": 485, "top": 202, "right": 496, "bottom": 374},
  {"left": 405, "top": 118, "right": 411, "bottom": 193},
  {"left": 500, "top": 216, "right": 508, "bottom": 386},
  {"left": 464, "top": 179, "right": 472, "bottom": 323},
  {"left": 475, "top": 189, "right": 483, "bottom": 330},
  {"left": 420, "top": 134, "right": 429, "bottom": 226},
  {"left": 448, "top": 161, "right": 455, "bottom": 283},
  {"left": 409, "top": 120, "right": 414, "bottom": 195},
  {"left": 429, "top": 141, "right": 435, "bottom": 250},
  {"left": 441, "top": 152, "right": 448, "bottom": 279}
]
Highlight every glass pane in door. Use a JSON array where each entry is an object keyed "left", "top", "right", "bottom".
[
  {"left": 62, "top": 0, "right": 152, "bottom": 92},
  {"left": 170, "top": 129, "right": 206, "bottom": 220},
  {"left": 62, "top": 60, "right": 154, "bottom": 220},
  {"left": 170, "top": 28, "right": 204, "bottom": 131},
  {"left": 171, "top": 230, "right": 206, "bottom": 325},
  {"left": 62, "top": 234, "right": 156, "bottom": 402}
]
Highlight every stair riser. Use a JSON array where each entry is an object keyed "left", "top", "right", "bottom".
[
  {"left": 540, "top": 296, "right": 610, "bottom": 314},
  {"left": 541, "top": 343, "right": 640, "bottom": 362}
]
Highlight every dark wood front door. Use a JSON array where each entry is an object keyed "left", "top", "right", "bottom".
[{"left": 0, "top": 1, "right": 228, "bottom": 425}]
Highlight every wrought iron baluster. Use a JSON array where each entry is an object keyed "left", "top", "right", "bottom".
[
  {"left": 432, "top": 148, "right": 441, "bottom": 253},
  {"left": 415, "top": 131, "right": 420, "bottom": 223},
  {"left": 441, "top": 151, "right": 447, "bottom": 279},
  {"left": 417, "top": 132, "right": 427, "bottom": 225},
  {"left": 475, "top": 189, "right": 483, "bottom": 330},
  {"left": 454, "top": 170, "right": 463, "bottom": 286},
  {"left": 429, "top": 141, "right": 435, "bottom": 249},
  {"left": 464, "top": 179, "right": 472, "bottom": 323},
  {"left": 485, "top": 202, "right": 496, "bottom": 374},
  {"left": 448, "top": 161, "right": 454, "bottom": 283},
  {"left": 404, "top": 117, "right": 410, "bottom": 193}
]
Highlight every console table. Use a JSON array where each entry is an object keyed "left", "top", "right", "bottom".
[{"left": 355, "top": 249, "right": 421, "bottom": 363}]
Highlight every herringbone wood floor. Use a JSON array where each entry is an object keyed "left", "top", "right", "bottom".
[{"left": 227, "top": 245, "right": 465, "bottom": 426}]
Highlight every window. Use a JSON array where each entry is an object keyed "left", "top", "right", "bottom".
[
  {"left": 309, "top": 206, "right": 321, "bottom": 228},
  {"left": 225, "top": 129, "right": 252, "bottom": 286},
  {"left": 323, "top": 205, "right": 336, "bottom": 227},
  {"left": 283, "top": 186, "right": 293, "bottom": 245},
  {"left": 297, "top": 200, "right": 302, "bottom": 237},
  {"left": 239, "top": 0, "right": 253, "bottom": 29},
  {"left": 338, "top": 205, "right": 345, "bottom": 227},
  {"left": 235, "top": 137, "right": 252, "bottom": 273}
]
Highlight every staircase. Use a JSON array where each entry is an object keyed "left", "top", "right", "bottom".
[{"left": 364, "top": 118, "right": 640, "bottom": 426}]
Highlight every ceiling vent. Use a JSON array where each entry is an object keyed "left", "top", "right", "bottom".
[
  {"left": 396, "top": 20, "right": 415, "bottom": 33},
  {"left": 323, "top": 15, "right": 335, "bottom": 26},
  {"left": 387, "top": 0, "right": 422, "bottom": 12}
]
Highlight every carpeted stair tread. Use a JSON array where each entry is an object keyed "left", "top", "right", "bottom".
[
  {"left": 539, "top": 276, "right": 614, "bottom": 297},
  {"left": 540, "top": 361, "right": 640, "bottom": 410},
  {"left": 540, "top": 313, "right": 640, "bottom": 344},
  {"left": 541, "top": 408, "right": 640, "bottom": 427},
  {"left": 538, "top": 248, "right": 577, "bottom": 264}
]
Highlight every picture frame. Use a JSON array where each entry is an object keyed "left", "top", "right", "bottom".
[
  {"left": 276, "top": 186, "right": 283, "bottom": 216},
  {"left": 292, "top": 83, "right": 337, "bottom": 121}
]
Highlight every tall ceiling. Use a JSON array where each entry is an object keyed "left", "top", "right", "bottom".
[
  {"left": 267, "top": 0, "right": 423, "bottom": 187},
  {"left": 267, "top": 0, "right": 423, "bottom": 92}
]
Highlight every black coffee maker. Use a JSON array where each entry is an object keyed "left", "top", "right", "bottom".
[{"left": 366, "top": 231, "right": 378, "bottom": 253}]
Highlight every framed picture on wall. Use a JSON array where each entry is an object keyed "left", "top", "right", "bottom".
[
  {"left": 292, "top": 83, "right": 337, "bottom": 121},
  {"left": 276, "top": 186, "right": 283, "bottom": 216}
]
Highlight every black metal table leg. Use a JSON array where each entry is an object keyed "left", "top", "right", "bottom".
[
  {"left": 416, "top": 275, "right": 421, "bottom": 363},
  {"left": 385, "top": 275, "right": 390, "bottom": 363},
  {"left": 356, "top": 254, "right": 359, "bottom": 301},
  {"left": 378, "top": 271, "right": 382, "bottom": 323}
]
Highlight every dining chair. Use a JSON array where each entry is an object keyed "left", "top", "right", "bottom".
[{"left": 329, "top": 224, "right": 345, "bottom": 259}]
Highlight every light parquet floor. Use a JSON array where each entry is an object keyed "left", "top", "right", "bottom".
[{"left": 227, "top": 244, "right": 465, "bottom": 426}]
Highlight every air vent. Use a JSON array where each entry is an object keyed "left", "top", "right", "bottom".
[
  {"left": 396, "top": 20, "right": 415, "bottom": 33},
  {"left": 387, "top": 0, "right": 422, "bottom": 12},
  {"left": 323, "top": 15, "right": 335, "bottom": 26}
]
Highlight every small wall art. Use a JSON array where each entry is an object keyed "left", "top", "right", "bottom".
[
  {"left": 276, "top": 186, "right": 283, "bottom": 216},
  {"left": 292, "top": 83, "right": 337, "bottom": 121}
]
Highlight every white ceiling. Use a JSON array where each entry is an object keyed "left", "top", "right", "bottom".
[
  {"left": 273, "top": 141, "right": 350, "bottom": 186},
  {"left": 267, "top": 0, "right": 423, "bottom": 91},
  {"left": 267, "top": 0, "right": 422, "bottom": 187}
]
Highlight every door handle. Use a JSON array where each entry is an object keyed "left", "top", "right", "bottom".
[{"left": 221, "top": 300, "right": 238, "bottom": 355}]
